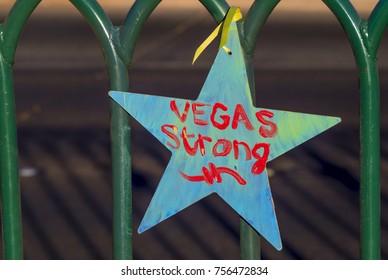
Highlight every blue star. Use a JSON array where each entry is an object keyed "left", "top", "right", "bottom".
[{"left": 109, "top": 24, "right": 340, "bottom": 250}]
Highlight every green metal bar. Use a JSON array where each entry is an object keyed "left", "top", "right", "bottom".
[
  {"left": 321, "top": 0, "right": 364, "bottom": 54},
  {"left": 109, "top": 89, "right": 132, "bottom": 260},
  {"left": 70, "top": 0, "right": 132, "bottom": 260},
  {"left": 199, "top": 0, "right": 229, "bottom": 23},
  {"left": 1, "top": 0, "right": 41, "bottom": 64},
  {"left": 120, "top": 0, "right": 162, "bottom": 67},
  {"left": 238, "top": 0, "right": 280, "bottom": 260},
  {"left": 358, "top": 42, "right": 380, "bottom": 261},
  {"left": 359, "top": 0, "right": 388, "bottom": 260},
  {"left": 323, "top": 0, "right": 384, "bottom": 260},
  {"left": 240, "top": 219, "right": 261, "bottom": 259},
  {"left": 0, "top": 55, "right": 22, "bottom": 260},
  {"left": 368, "top": 0, "right": 388, "bottom": 57},
  {"left": 241, "top": 0, "right": 280, "bottom": 57},
  {"left": 0, "top": 0, "right": 41, "bottom": 260},
  {"left": 120, "top": 0, "right": 228, "bottom": 67},
  {"left": 69, "top": 0, "right": 126, "bottom": 82}
]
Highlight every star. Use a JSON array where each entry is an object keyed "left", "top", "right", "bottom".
[{"left": 109, "top": 23, "right": 340, "bottom": 250}]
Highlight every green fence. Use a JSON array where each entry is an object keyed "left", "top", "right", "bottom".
[{"left": 0, "top": 0, "right": 387, "bottom": 260}]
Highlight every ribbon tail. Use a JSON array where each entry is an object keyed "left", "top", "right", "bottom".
[{"left": 192, "top": 23, "right": 222, "bottom": 64}]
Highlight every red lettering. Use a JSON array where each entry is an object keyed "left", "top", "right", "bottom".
[
  {"left": 179, "top": 162, "right": 246, "bottom": 185},
  {"left": 210, "top": 102, "right": 230, "bottom": 130},
  {"left": 192, "top": 103, "right": 210, "bottom": 126},
  {"left": 197, "top": 134, "right": 213, "bottom": 155},
  {"left": 232, "top": 104, "right": 254, "bottom": 130},
  {"left": 181, "top": 127, "right": 195, "bottom": 155},
  {"left": 216, "top": 166, "right": 246, "bottom": 185},
  {"left": 233, "top": 140, "right": 252, "bottom": 160},
  {"left": 161, "top": 124, "right": 180, "bottom": 149},
  {"left": 181, "top": 127, "right": 212, "bottom": 156},
  {"left": 251, "top": 143, "right": 270, "bottom": 175},
  {"left": 256, "top": 110, "right": 278, "bottom": 138},
  {"left": 170, "top": 100, "right": 190, "bottom": 123},
  {"left": 212, "top": 139, "right": 232, "bottom": 157},
  {"left": 202, "top": 163, "right": 222, "bottom": 184}
]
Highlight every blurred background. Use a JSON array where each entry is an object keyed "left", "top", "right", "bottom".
[{"left": 0, "top": 0, "right": 387, "bottom": 259}]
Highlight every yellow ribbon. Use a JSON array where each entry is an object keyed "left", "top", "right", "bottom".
[{"left": 192, "top": 7, "right": 242, "bottom": 64}]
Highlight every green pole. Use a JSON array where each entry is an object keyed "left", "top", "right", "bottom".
[
  {"left": 71, "top": 0, "right": 170, "bottom": 259},
  {"left": 237, "top": 0, "right": 280, "bottom": 260},
  {"left": 0, "top": 0, "right": 41, "bottom": 260},
  {"left": 70, "top": 0, "right": 133, "bottom": 259},
  {"left": 358, "top": 16, "right": 381, "bottom": 257},
  {"left": 323, "top": 0, "right": 388, "bottom": 259},
  {"left": 358, "top": 47, "right": 380, "bottom": 260},
  {"left": 359, "top": 0, "right": 388, "bottom": 260},
  {"left": 240, "top": 219, "right": 261, "bottom": 259},
  {"left": 199, "top": 0, "right": 229, "bottom": 22},
  {"left": 0, "top": 55, "right": 23, "bottom": 260}
]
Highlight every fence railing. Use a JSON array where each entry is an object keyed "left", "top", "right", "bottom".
[{"left": 0, "top": 0, "right": 387, "bottom": 260}]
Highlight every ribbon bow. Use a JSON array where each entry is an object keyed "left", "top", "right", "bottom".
[{"left": 192, "top": 7, "right": 243, "bottom": 64}]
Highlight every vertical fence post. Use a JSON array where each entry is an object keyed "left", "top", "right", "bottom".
[
  {"left": 239, "top": 0, "right": 281, "bottom": 259},
  {"left": 70, "top": 0, "right": 133, "bottom": 259},
  {"left": 0, "top": 0, "right": 41, "bottom": 260},
  {"left": 71, "top": 0, "right": 168, "bottom": 259},
  {"left": 323, "top": 0, "right": 388, "bottom": 259},
  {"left": 0, "top": 56, "right": 23, "bottom": 260},
  {"left": 358, "top": 39, "right": 381, "bottom": 260},
  {"left": 358, "top": 0, "right": 388, "bottom": 259}
]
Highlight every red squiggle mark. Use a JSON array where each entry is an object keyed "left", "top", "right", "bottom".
[{"left": 179, "top": 163, "right": 247, "bottom": 185}]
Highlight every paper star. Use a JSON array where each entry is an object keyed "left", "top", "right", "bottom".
[{"left": 109, "top": 24, "right": 340, "bottom": 250}]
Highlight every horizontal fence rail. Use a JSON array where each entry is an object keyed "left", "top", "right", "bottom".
[{"left": 0, "top": 0, "right": 387, "bottom": 260}]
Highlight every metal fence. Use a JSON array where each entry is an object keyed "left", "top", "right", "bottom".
[{"left": 0, "top": 0, "right": 387, "bottom": 260}]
